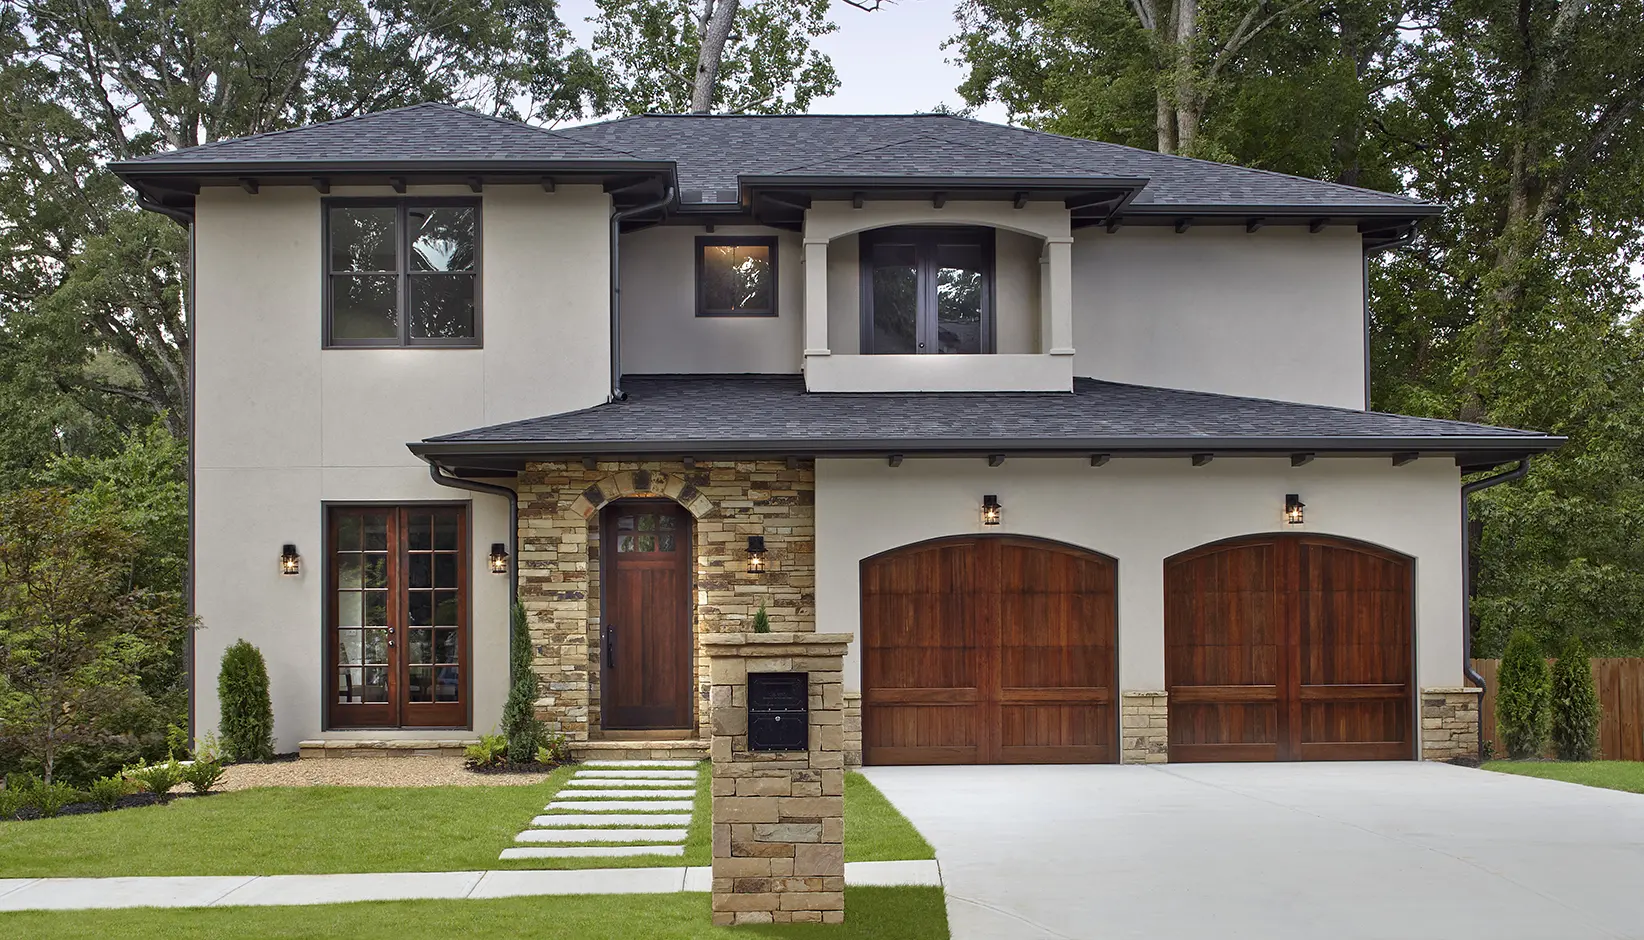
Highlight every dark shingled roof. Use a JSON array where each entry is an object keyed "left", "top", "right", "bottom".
[
  {"left": 411, "top": 375, "right": 1560, "bottom": 466},
  {"left": 556, "top": 114, "right": 1434, "bottom": 212}
]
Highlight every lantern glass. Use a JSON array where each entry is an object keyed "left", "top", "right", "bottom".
[
  {"left": 981, "top": 495, "right": 1002, "bottom": 526},
  {"left": 1284, "top": 494, "right": 1305, "bottom": 525},
  {"left": 746, "top": 535, "right": 767, "bottom": 573},
  {"left": 489, "top": 542, "right": 509, "bottom": 574},
  {"left": 279, "top": 544, "right": 301, "bottom": 576}
]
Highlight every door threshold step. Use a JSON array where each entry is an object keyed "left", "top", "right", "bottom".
[{"left": 499, "top": 846, "right": 686, "bottom": 860}]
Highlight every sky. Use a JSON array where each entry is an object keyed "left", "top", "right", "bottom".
[{"left": 553, "top": 0, "right": 1011, "bottom": 123}]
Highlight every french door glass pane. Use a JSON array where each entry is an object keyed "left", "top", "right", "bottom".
[
  {"left": 871, "top": 243, "right": 918, "bottom": 354},
  {"left": 935, "top": 243, "right": 984, "bottom": 354}
]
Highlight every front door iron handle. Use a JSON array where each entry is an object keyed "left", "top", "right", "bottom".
[{"left": 605, "top": 624, "right": 615, "bottom": 669}]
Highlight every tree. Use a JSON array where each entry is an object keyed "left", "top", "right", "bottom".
[
  {"left": 218, "top": 640, "right": 275, "bottom": 762},
  {"left": 1496, "top": 629, "right": 1552, "bottom": 760},
  {"left": 501, "top": 601, "right": 545, "bottom": 762},
  {"left": 592, "top": 0, "right": 841, "bottom": 114},
  {"left": 1549, "top": 636, "right": 1601, "bottom": 761},
  {"left": 0, "top": 489, "right": 169, "bottom": 783}
]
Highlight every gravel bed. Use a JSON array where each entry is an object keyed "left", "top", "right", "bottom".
[{"left": 218, "top": 755, "right": 551, "bottom": 790}]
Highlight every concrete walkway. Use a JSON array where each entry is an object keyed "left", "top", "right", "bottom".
[
  {"left": 863, "top": 761, "right": 1644, "bottom": 940},
  {"left": 502, "top": 759, "right": 700, "bottom": 860},
  {"left": 0, "top": 860, "right": 941, "bottom": 911}
]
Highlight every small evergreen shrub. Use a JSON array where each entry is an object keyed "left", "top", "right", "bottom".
[
  {"left": 1550, "top": 636, "right": 1602, "bottom": 761},
  {"left": 126, "top": 759, "right": 185, "bottom": 802},
  {"left": 87, "top": 775, "right": 132, "bottom": 811},
  {"left": 465, "top": 732, "right": 509, "bottom": 768},
  {"left": 1496, "top": 629, "right": 1552, "bottom": 759},
  {"left": 752, "top": 604, "right": 771, "bottom": 634},
  {"left": 219, "top": 640, "right": 275, "bottom": 762},
  {"left": 535, "top": 732, "right": 572, "bottom": 767},
  {"left": 27, "top": 782, "right": 83, "bottom": 818},
  {"left": 181, "top": 759, "right": 226, "bottom": 794},
  {"left": 501, "top": 601, "right": 545, "bottom": 764}
]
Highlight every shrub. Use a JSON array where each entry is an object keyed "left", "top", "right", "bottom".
[
  {"left": 1497, "top": 629, "right": 1552, "bottom": 759},
  {"left": 752, "top": 604, "right": 771, "bottom": 634},
  {"left": 0, "top": 788, "right": 25, "bottom": 820},
  {"left": 218, "top": 640, "right": 274, "bottom": 762},
  {"left": 536, "top": 732, "right": 572, "bottom": 767},
  {"left": 165, "top": 723, "right": 191, "bottom": 761},
  {"left": 501, "top": 601, "right": 545, "bottom": 764},
  {"left": 1550, "top": 636, "right": 1602, "bottom": 761},
  {"left": 465, "top": 732, "right": 508, "bottom": 768},
  {"left": 126, "top": 759, "right": 185, "bottom": 802},
  {"left": 27, "top": 781, "right": 84, "bottom": 818},
  {"left": 87, "top": 775, "right": 132, "bottom": 811},
  {"left": 181, "top": 759, "right": 226, "bottom": 794}
]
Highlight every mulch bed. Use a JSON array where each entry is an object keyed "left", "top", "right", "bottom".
[
  {"left": 4, "top": 790, "right": 218, "bottom": 823},
  {"left": 465, "top": 761, "right": 570, "bottom": 775}
]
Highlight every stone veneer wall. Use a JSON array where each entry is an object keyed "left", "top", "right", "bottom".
[
  {"left": 842, "top": 692, "right": 862, "bottom": 768},
  {"left": 1119, "top": 691, "right": 1169, "bottom": 764},
  {"left": 706, "top": 633, "right": 850, "bottom": 926},
  {"left": 516, "top": 460, "right": 815, "bottom": 740},
  {"left": 1420, "top": 687, "right": 1482, "bottom": 762}
]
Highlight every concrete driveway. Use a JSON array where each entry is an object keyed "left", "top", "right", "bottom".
[{"left": 862, "top": 762, "right": 1644, "bottom": 940}]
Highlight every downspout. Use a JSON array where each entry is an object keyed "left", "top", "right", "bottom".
[
  {"left": 1460, "top": 458, "right": 1529, "bottom": 760},
  {"left": 427, "top": 463, "right": 520, "bottom": 635},
  {"left": 609, "top": 186, "right": 675, "bottom": 402}
]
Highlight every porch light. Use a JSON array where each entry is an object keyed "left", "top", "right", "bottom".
[
  {"left": 489, "top": 542, "right": 509, "bottom": 574},
  {"left": 746, "top": 535, "right": 767, "bottom": 574},
  {"left": 981, "top": 495, "right": 1002, "bottom": 526},
  {"left": 279, "top": 544, "right": 301, "bottom": 576},
  {"left": 1284, "top": 494, "right": 1306, "bottom": 525}
]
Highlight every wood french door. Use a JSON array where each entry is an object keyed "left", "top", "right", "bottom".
[
  {"left": 1164, "top": 533, "right": 1414, "bottom": 762},
  {"left": 327, "top": 505, "right": 469, "bottom": 729},
  {"left": 601, "top": 500, "right": 694, "bottom": 730}
]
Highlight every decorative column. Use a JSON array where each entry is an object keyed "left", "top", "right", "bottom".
[
  {"left": 802, "top": 238, "right": 831, "bottom": 358},
  {"left": 1420, "top": 687, "right": 1482, "bottom": 762},
  {"left": 1042, "top": 235, "right": 1075, "bottom": 356},
  {"left": 706, "top": 631, "right": 852, "bottom": 926}
]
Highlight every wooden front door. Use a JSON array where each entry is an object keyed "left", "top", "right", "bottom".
[
  {"left": 327, "top": 505, "right": 469, "bottom": 729},
  {"left": 601, "top": 500, "right": 694, "bottom": 730},
  {"left": 861, "top": 536, "right": 1117, "bottom": 765},
  {"left": 1164, "top": 533, "right": 1414, "bottom": 762}
]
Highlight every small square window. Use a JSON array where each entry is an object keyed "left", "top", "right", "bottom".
[
  {"left": 326, "top": 199, "right": 481, "bottom": 347},
  {"left": 697, "top": 236, "right": 778, "bottom": 317}
]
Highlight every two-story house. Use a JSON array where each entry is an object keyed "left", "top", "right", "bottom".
[{"left": 116, "top": 103, "right": 1560, "bottom": 767}]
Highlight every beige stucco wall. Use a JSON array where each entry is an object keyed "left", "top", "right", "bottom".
[
  {"left": 1072, "top": 226, "right": 1367, "bottom": 408},
  {"left": 813, "top": 456, "right": 1465, "bottom": 695},
  {"left": 192, "top": 183, "right": 612, "bottom": 750},
  {"left": 619, "top": 225, "right": 803, "bottom": 374}
]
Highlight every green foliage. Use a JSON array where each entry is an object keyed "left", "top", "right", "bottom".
[
  {"left": 502, "top": 601, "right": 546, "bottom": 764},
  {"left": 0, "top": 787, "right": 24, "bottom": 819},
  {"left": 218, "top": 641, "right": 275, "bottom": 762},
  {"left": 1550, "top": 637, "right": 1602, "bottom": 761},
  {"left": 125, "top": 759, "right": 185, "bottom": 802},
  {"left": 535, "top": 733, "right": 572, "bottom": 767},
  {"left": 87, "top": 775, "right": 132, "bottom": 811},
  {"left": 1496, "top": 630, "right": 1552, "bottom": 759},
  {"left": 166, "top": 724, "right": 190, "bottom": 762},
  {"left": 464, "top": 733, "right": 509, "bottom": 769},
  {"left": 27, "top": 781, "right": 84, "bottom": 818},
  {"left": 180, "top": 760, "right": 226, "bottom": 795},
  {"left": 752, "top": 604, "right": 772, "bottom": 634}
]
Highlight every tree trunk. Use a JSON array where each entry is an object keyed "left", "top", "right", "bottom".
[
  {"left": 1172, "top": 0, "right": 1199, "bottom": 152},
  {"left": 691, "top": 0, "right": 741, "bottom": 113}
]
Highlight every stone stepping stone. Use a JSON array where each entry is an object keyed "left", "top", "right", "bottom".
[
  {"left": 565, "top": 778, "right": 692, "bottom": 789},
  {"left": 546, "top": 799, "right": 694, "bottom": 812},
  {"left": 553, "top": 789, "right": 695, "bottom": 799},
  {"left": 581, "top": 759, "right": 698, "bottom": 768},
  {"left": 530, "top": 814, "right": 692, "bottom": 828},
  {"left": 498, "top": 846, "right": 685, "bottom": 860},
  {"left": 514, "top": 828, "right": 687, "bottom": 844},
  {"left": 575, "top": 769, "right": 696, "bottom": 780}
]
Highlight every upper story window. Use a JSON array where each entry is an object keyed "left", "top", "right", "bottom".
[
  {"left": 325, "top": 198, "right": 481, "bottom": 347},
  {"left": 697, "top": 236, "right": 777, "bottom": 317},
  {"left": 860, "top": 227, "right": 994, "bottom": 355}
]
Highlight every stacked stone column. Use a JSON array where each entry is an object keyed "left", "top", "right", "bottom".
[
  {"left": 705, "top": 632, "right": 852, "bottom": 926},
  {"left": 1420, "top": 687, "right": 1482, "bottom": 761}
]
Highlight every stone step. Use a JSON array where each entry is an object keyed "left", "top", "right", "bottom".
[
  {"left": 553, "top": 789, "right": 695, "bottom": 799},
  {"left": 529, "top": 814, "right": 693, "bottom": 828},
  {"left": 565, "top": 778, "right": 693, "bottom": 789},
  {"left": 498, "top": 846, "right": 686, "bottom": 860},
  {"left": 580, "top": 759, "right": 700, "bottom": 768},
  {"left": 573, "top": 769, "right": 697, "bottom": 780},
  {"left": 546, "top": 800, "right": 695, "bottom": 812},
  {"left": 514, "top": 829, "right": 688, "bottom": 844}
]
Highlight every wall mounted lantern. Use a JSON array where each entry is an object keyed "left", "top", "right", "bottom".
[
  {"left": 279, "top": 544, "right": 301, "bottom": 576},
  {"left": 746, "top": 535, "right": 768, "bottom": 573},
  {"left": 1284, "top": 494, "right": 1306, "bottom": 525},
  {"left": 981, "top": 495, "right": 1003, "bottom": 526},
  {"left": 489, "top": 542, "right": 510, "bottom": 574}
]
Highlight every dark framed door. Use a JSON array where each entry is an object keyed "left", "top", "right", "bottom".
[
  {"left": 601, "top": 499, "right": 694, "bottom": 730},
  {"left": 860, "top": 535, "right": 1117, "bottom": 765},
  {"left": 859, "top": 227, "right": 995, "bottom": 355},
  {"left": 1164, "top": 533, "right": 1413, "bottom": 762},
  {"left": 328, "top": 505, "right": 469, "bottom": 729}
]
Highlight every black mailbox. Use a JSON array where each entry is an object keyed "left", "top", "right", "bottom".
[{"left": 748, "top": 672, "right": 808, "bottom": 752}]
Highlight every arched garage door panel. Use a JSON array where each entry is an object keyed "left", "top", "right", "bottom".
[
  {"left": 1165, "top": 535, "right": 1413, "bottom": 762},
  {"left": 862, "top": 537, "right": 1117, "bottom": 765}
]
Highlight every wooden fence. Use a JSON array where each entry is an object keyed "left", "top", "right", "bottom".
[{"left": 1471, "top": 657, "right": 1644, "bottom": 761}]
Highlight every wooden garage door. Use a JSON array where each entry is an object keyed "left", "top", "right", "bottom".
[
  {"left": 861, "top": 536, "right": 1117, "bottom": 765},
  {"left": 1164, "top": 534, "right": 1414, "bottom": 762}
]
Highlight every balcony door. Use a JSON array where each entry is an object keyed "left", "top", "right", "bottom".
[
  {"left": 860, "top": 226, "right": 995, "bottom": 355},
  {"left": 327, "top": 505, "right": 469, "bottom": 729}
]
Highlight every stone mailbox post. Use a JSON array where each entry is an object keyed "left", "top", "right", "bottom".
[{"left": 704, "top": 631, "right": 852, "bottom": 926}]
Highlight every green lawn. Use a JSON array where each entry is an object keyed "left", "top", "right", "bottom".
[
  {"left": 0, "top": 766, "right": 932, "bottom": 877},
  {"left": 0, "top": 887, "right": 950, "bottom": 940},
  {"left": 1484, "top": 760, "right": 1644, "bottom": 794}
]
